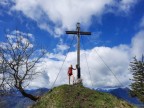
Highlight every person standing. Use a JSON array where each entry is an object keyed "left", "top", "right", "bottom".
[{"left": 68, "top": 65, "right": 76, "bottom": 85}]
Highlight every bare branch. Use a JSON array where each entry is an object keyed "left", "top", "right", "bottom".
[{"left": 0, "top": 31, "right": 46, "bottom": 101}]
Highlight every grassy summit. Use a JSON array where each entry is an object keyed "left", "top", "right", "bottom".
[{"left": 32, "top": 84, "right": 135, "bottom": 108}]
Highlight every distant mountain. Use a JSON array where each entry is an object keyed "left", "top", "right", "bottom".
[
  {"left": 96, "top": 87, "right": 144, "bottom": 107},
  {"left": 0, "top": 88, "right": 49, "bottom": 108}
]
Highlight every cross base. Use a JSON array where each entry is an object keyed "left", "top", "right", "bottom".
[{"left": 75, "top": 78, "right": 82, "bottom": 84}]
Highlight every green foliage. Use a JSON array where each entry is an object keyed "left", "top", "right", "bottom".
[
  {"left": 32, "top": 84, "right": 135, "bottom": 108},
  {"left": 130, "top": 56, "right": 144, "bottom": 103}
]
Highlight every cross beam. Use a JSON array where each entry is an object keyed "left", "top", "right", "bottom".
[
  {"left": 66, "top": 23, "right": 91, "bottom": 81},
  {"left": 66, "top": 31, "right": 91, "bottom": 35}
]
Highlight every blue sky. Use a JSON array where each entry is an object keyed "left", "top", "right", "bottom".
[
  {"left": 0, "top": 0, "right": 144, "bottom": 89},
  {"left": 0, "top": 0, "right": 144, "bottom": 50}
]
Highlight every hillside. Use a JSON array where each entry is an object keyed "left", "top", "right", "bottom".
[{"left": 32, "top": 84, "right": 135, "bottom": 108}]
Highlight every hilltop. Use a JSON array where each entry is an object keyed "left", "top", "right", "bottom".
[{"left": 32, "top": 84, "right": 135, "bottom": 108}]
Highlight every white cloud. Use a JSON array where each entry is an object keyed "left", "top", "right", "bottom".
[
  {"left": 0, "top": 0, "right": 10, "bottom": 6},
  {"left": 3, "top": 0, "right": 140, "bottom": 89},
  {"left": 27, "top": 71, "right": 49, "bottom": 89},
  {"left": 140, "top": 16, "right": 144, "bottom": 28},
  {"left": 27, "top": 45, "right": 131, "bottom": 89},
  {"left": 131, "top": 30, "right": 144, "bottom": 59},
  {"left": 26, "top": 28, "right": 144, "bottom": 89},
  {"left": 53, "top": 38, "right": 70, "bottom": 53},
  {"left": 0, "top": 0, "right": 13, "bottom": 15},
  {"left": 130, "top": 16, "right": 144, "bottom": 59},
  {"left": 47, "top": 53, "right": 65, "bottom": 61},
  {"left": 57, "top": 44, "right": 69, "bottom": 52},
  {"left": 11, "top": 30, "right": 33, "bottom": 37},
  {"left": 119, "top": 0, "right": 137, "bottom": 12},
  {"left": 4, "top": 30, "right": 34, "bottom": 49},
  {"left": 11, "top": 0, "right": 137, "bottom": 36}
]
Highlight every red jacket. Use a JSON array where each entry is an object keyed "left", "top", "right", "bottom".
[{"left": 68, "top": 67, "right": 75, "bottom": 75}]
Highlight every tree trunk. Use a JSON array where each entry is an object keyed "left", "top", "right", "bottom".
[
  {"left": 20, "top": 89, "right": 39, "bottom": 101},
  {"left": 16, "top": 86, "right": 39, "bottom": 101}
]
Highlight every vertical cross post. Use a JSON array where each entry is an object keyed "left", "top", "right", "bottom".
[
  {"left": 77, "top": 23, "right": 81, "bottom": 79},
  {"left": 66, "top": 23, "right": 91, "bottom": 82}
]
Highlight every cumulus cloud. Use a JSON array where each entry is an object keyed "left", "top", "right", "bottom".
[
  {"left": 0, "top": 0, "right": 12, "bottom": 15},
  {"left": 26, "top": 28, "right": 144, "bottom": 89},
  {"left": 118, "top": 0, "right": 137, "bottom": 12},
  {"left": 11, "top": 0, "right": 138, "bottom": 36},
  {"left": 3, "top": 0, "right": 140, "bottom": 89},
  {"left": 0, "top": 0, "right": 10, "bottom": 6},
  {"left": 131, "top": 16, "right": 144, "bottom": 59},
  {"left": 0, "top": 30, "right": 34, "bottom": 50},
  {"left": 140, "top": 16, "right": 144, "bottom": 28},
  {"left": 54, "top": 38, "right": 69, "bottom": 54},
  {"left": 131, "top": 30, "right": 144, "bottom": 59},
  {"left": 27, "top": 71, "right": 49, "bottom": 89},
  {"left": 57, "top": 44, "right": 69, "bottom": 52}
]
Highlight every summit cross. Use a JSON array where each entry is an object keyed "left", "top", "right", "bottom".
[{"left": 66, "top": 23, "right": 91, "bottom": 83}]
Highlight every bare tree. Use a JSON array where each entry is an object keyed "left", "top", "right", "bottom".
[
  {"left": 0, "top": 31, "right": 46, "bottom": 101},
  {"left": 0, "top": 59, "right": 7, "bottom": 94}
]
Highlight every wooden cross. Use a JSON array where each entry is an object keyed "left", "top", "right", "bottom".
[{"left": 66, "top": 23, "right": 91, "bottom": 82}]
